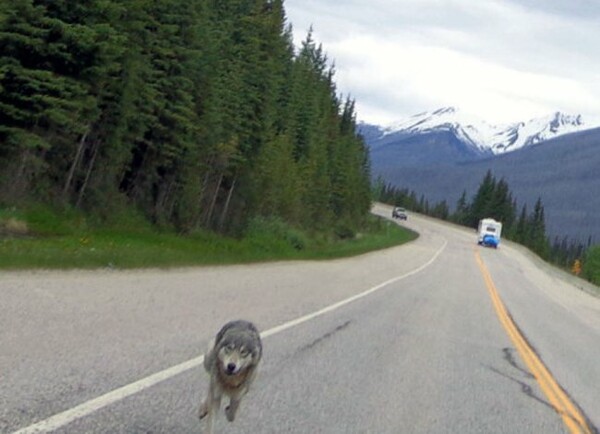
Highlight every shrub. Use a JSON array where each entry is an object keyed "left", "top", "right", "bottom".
[
  {"left": 245, "top": 216, "right": 308, "bottom": 251},
  {"left": 334, "top": 223, "right": 355, "bottom": 240},
  {"left": 582, "top": 245, "right": 600, "bottom": 286}
]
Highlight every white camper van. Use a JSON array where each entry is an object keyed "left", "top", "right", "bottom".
[{"left": 477, "top": 218, "right": 502, "bottom": 248}]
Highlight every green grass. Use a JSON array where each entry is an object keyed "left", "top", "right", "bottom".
[
  {"left": 0, "top": 206, "right": 417, "bottom": 270},
  {"left": 583, "top": 245, "right": 600, "bottom": 287}
]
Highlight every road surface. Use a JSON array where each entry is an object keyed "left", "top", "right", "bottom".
[{"left": 2, "top": 204, "right": 599, "bottom": 433}]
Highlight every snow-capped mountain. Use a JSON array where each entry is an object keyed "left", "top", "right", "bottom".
[
  {"left": 364, "top": 106, "right": 600, "bottom": 241},
  {"left": 378, "top": 107, "right": 588, "bottom": 155}
]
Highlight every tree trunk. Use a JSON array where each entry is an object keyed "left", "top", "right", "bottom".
[
  {"left": 166, "top": 180, "right": 178, "bottom": 222},
  {"left": 75, "top": 139, "right": 99, "bottom": 208},
  {"left": 63, "top": 129, "right": 89, "bottom": 202},
  {"left": 155, "top": 177, "right": 175, "bottom": 222},
  {"left": 205, "top": 172, "right": 223, "bottom": 228},
  {"left": 219, "top": 176, "right": 237, "bottom": 231},
  {"left": 10, "top": 150, "right": 31, "bottom": 200},
  {"left": 194, "top": 167, "right": 212, "bottom": 229}
]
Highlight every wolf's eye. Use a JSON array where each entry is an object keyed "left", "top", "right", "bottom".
[{"left": 240, "top": 349, "right": 249, "bottom": 357}]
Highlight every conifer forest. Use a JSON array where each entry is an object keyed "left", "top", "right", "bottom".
[{"left": 0, "top": 0, "right": 372, "bottom": 234}]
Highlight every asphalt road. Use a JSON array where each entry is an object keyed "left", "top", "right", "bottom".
[{"left": 2, "top": 204, "right": 599, "bottom": 433}]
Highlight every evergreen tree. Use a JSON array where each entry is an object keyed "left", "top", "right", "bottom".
[
  {"left": 453, "top": 190, "right": 469, "bottom": 225},
  {"left": 431, "top": 200, "right": 449, "bottom": 220},
  {"left": 463, "top": 171, "right": 515, "bottom": 230},
  {"left": 528, "top": 197, "right": 550, "bottom": 258},
  {"left": 0, "top": 0, "right": 104, "bottom": 201},
  {"left": 582, "top": 245, "right": 600, "bottom": 285},
  {"left": 490, "top": 178, "right": 515, "bottom": 228},
  {"left": 513, "top": 204, "right": 528, "bottom": 244},
  {"left": 467, "top": 169, "right": 496, "bottom": 227},
  {"left": 252, "top": 133, "right": 301, "bottom": 223},
  {"left": 0, "top": 0, "right": 372, "bottom": 237}
]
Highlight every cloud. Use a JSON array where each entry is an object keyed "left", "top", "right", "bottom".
[
  {"left": 284, "top": 0, "right": 600, "bottom": 125},
  {"left": 503, "top": 0, "right": 600, "bottom": 19},
  {"left": 330, "top": 35, "right": 597, "bottom": 123}
]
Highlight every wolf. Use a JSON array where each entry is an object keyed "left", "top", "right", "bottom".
[{"left": 199, "top": 320, "right": 262, "bottom": 434}]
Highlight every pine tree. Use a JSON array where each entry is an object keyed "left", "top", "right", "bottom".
[
  {"left": 513, "top": 204, "right": 528, "bottom": 244},
  {"left": 0, "top": 0, "right": 102, "bottom": 201},
  {"left": 529, "top": 197, "right": 550, "bottom": 258},
  {"left": 431, "top": 200, "right": 449, "bottom": 220},
  {"left": 453, "top": 190, "right": 469, "bottom": 225},
  {"left": 490, "top": 178, "right": 515, "bottom": 227},
  {"left": 467, "top": 169, "right": 496, "bottom": 227},
  {"left": 252, "top": 133, "right": 301, "bottom": 222},
  {"left": 0, "top": 0, "right": 373, "bottom": 237}
]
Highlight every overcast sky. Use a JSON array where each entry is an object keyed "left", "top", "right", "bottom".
[{"left": 284, "top": 0, "right": 600, "bottom": 126}]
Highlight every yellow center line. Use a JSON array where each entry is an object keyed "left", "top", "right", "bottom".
[{"left": 474, "top": 250, "right": 592, "bottom": 434}]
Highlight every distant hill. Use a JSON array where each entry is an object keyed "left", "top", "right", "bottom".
[{"left": 362, "top": 112, "right": 600, "bottom": 242}]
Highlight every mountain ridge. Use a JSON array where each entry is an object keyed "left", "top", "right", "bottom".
[
  {"left": 362, "top": 110, "right": 600, "bottom": 242},
  {"left": 363, "top": 107, "right": 592, "bottom": 155}
]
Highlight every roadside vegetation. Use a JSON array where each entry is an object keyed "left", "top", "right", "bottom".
[
  {"left": 0, "top": 1, "right": 397, "bottom": 269},
  {"left": 0, "top": 1, "right": 370, "bottom": 244},
  {"left": 582, "top": 246, "right": 600, "bottom": 286},
  {"left": 375, "top": 170, "right": 600, "bottom": 288},
  {"left": 0, "top": 205, "right": 416, "bottom": 270}
]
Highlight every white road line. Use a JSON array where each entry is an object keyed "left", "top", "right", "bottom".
[
  {"left": 262, "top": 239, "right": 447, "bottom": 338},
  {"left": 12, "top": 240, "right": 447, "bottom": 434},
  {"left": 12, "top": 357, "right": 205, "bottom": 434}
]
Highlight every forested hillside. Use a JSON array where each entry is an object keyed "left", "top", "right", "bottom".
[
  {"left": 0, "top": 0, "right": 371, "bottom": 234},
  {"left": 369, "top": 126, "right": 600, "bottom": 241}
]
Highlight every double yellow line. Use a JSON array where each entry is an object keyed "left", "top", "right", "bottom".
[{"left": 474, "top": 250, "right": 593, "bottom": 434}]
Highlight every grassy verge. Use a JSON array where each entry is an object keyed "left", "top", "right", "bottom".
[
  {"left": 583, "top": 245, "right": 600, "bottom": 287},
  {"left": 0, "top": 206, "right": 417, "bottom": 270}
]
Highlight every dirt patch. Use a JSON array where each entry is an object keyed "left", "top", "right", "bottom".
[{"left": 0, "top": 218, "right": 30, "bottom": 237}]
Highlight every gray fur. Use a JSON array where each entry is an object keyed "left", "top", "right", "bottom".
[{"left": 199, "top": 320, "right": 262, "bottom": 434}]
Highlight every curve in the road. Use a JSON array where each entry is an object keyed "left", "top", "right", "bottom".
[{"left": 11, "top": 240, "right": 448, "bottom": 434}]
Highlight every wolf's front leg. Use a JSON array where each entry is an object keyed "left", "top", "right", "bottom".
[
  {"left": 198, "top": 398, "right": 208, "bottom": 420},
  {"left": 225, "top": 398, "right": 240, "bottom": 422},
  {"left": 198, "top": 386, "right": 212, "bottom": 420},
  {"left": 205, "top": 396, "right": 221, "bottom": 434},
  {"left": 199, "top": 387, "right": 221, "bottom": 434}
]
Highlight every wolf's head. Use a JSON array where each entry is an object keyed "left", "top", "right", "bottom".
[{"left": 216, "top": 329, "right": 261, "bottom": 376}]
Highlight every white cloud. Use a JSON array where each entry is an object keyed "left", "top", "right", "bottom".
[{"left": 284, "top": 0, "right": 600, "bottom": 126}]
